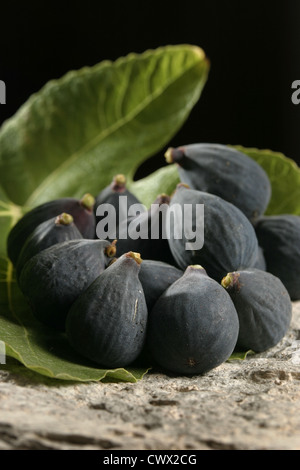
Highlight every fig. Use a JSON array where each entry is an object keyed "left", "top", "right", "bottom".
[
  {"left": 18, "top": 238, "right": 117, "bottom": 331},
  {"left": 250, "top": 246, "right": 266, "bottom": 271},
  {"left": 221, "top": 268, "right": 292, "bottom": 352},
  {"left": 254, "top": 214, "right": 300, "bottom": 300},
  {"left": 115, "top": 193, "right": 176, "bottom": 265},
  {"left": 167, "top": 185, "right": 259, "bottom": 281},
  {"left": 7, "top": 193, "right": 96, "bottom": 266},
  {"left": 146, "top": 265, "right": 239, "bottom": 375},
  {"left": 138, "top": 259, "right": 183, "bottom": 312},
  {"left": 165, "top": 143, "right": 271, "bottom": 222},
  {"left": 15, "top": 213, "right": 83, "bottom": 280},
  {"left": 95, "top": 174, "right": 145, "bottom": 240},
  {"left": 65, "top": 252, "right": 148, "bottom": 368}
]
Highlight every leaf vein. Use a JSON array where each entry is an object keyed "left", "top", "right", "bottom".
[{"left": 24, "top": 53, "right": 204, "bottom": 207}]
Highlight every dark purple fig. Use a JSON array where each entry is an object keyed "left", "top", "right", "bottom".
[
  {"left": 115, "top": 194, "right": 177, "bottom": 265},
  {"left": 146, "top": 265, "right": 239, "bottom": 375},
  {"left": 95, "top": 174, "right": 145, "bottom": 241},
  {"left": 254, "top": 214, "right": 300, "bottom": 300},
  {"left": 165, "top": 143, "right": 271, "bottom": 222},
  {"left": 167, "top": 185, "right": 259, "bottom": 282},
  {"left": 250, "top": 246, "right": 266, "bottom": 271},
  {"left": 15, "top": 213, "right": 83, "bottom": 280},
  {"left": 221, "top": 268, "right": 292, "bottom": 352},
  {"left": 65, "top": 251, "right": 148, "bottom": 368},
  {"left": 18, "top": 239, "right": 117, "bottom": 331},
  {"left": 138, "top": 259, "right": 183, "bottom": 312},
  {"left": 7, "top": 193, "right": 96, "bottom": 266},
  {"left": 95, "top": 174, "right": 143, "bottom": 218}
]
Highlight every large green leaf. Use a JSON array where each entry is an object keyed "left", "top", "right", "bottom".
[
  {"left": 0, "top": 44, "right": 209, "bottom": 382},
  {"left": 233, "top": 146, "right": 300, "bottom": 216},
  {"left": 0, "top": 44, "right": 209, "bottom": 208}
]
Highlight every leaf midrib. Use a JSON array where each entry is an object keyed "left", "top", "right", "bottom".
[{"left": 24, "top": 51, "right": 205, "bottom": 207}]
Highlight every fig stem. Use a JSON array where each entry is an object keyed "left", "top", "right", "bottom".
[
  {"left": 165, "top": 147, "right": 185, "bottom": 164},
  {"left": 55, "top": 213, "right": 74, "bottom": 225},
  {"left": 125, "top": 251, "right": 143, "bottom": 265},
  {"left": 154, "top": 193, "right": 171, "bottom": 205},
  {"left": 113, "top": 174, "right": 126, "bottom": 186},
  {"left": 80, "top": 193, "right": 95, "bottom": 211},
  {"left": 176, "top": 183, "right": 190, "bottom": 190},
  {"left": 186, "top": 265, "right": 208, "bottom": 277},
  {"left": 105, "top": 240, "right": 117, "bottom": 258},
  {"left": 221, "top": 274, "right": 233, "bottom": 289},
  {"left": 111, "top": 174, "right": 127, "bottom": 193},
  {"left": 221, "top": 272, "right": 240, "bottom": 290}
]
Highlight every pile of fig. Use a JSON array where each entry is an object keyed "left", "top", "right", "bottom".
[{"left": 7, "top": 143, "right": 298, "bottom": 376}]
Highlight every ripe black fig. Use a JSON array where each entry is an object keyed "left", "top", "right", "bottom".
[
  {"left": 146, "top": 265, "right": 239, "bottom": 375},
  {"left": 7, "top": 193, "right": 96, "bottom": 266},
  {"left": 167, "top": 185, "right": 259, "bottom": 281},
  {"left": 15, "top": 213, "right": 83, "bottom": 280},
  {"left": 221, "top": 268, "right": 292, "bottom": 352},
  {"left": 165, "top": 143, "right": 271, "bottom": 222},
  {"left": 18, "top": 239, "right": 117, "bottom": 331},
  {"left": 138, "top": 259, "right": 183, "bottom": 312},
  {"left": 250, "top": 246, "right": 266, "bottom": 271},
  {"left": 95, "top": 174, "right": 144, "bottom": 240},
  {"left": 254, "top": 214, "right": 300, "bottom": 300},
  {"left": 65, "top": 252, "right": 148, "bottom": 368},
  {"left": 115, "top": 194, "right": 176, "bottom": 265}
]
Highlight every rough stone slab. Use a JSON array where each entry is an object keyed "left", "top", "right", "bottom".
[{"left": 0, "top": 302, "right": 300, "bottom": 451}]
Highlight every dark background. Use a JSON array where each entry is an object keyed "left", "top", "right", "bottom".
[{"left": 1, "top": 0, "right": 300, "bottom": 177}]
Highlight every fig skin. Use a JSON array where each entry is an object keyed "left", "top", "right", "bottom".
[
  {"left": 254, "top": 214, "right": 300, "bottom": 300},
  {"left": 18, "top": 239, "right": 116, "bottom": 331},
  {"left": 221, "top": 268, "right": 292, "bottom": 352},
  {"left": 165, "top": 143, "right": 271, "bottom": 222},
  {"left": 15, "top": 213, "right": 83, "bottom": 280},
  {"left": 250, "top": 246, "right": 266, "bottom": 271},
  {"left": 116, "top": 193, "right": 176, "bottom": 265},
  {"left": 138, "top": 259, "right": 183, "bottom": 312},
  {"left": 95, "top": 174, "right": 145, "bottom": 239},
  {"left": 7, "top": 194, "right": 96, "bottom": 266},
  {"left": 167, "top": 185, "right": 259, "bottom": 282},
  {"left": 146, "top": 265, "right": 239, "bottom": 375},
  {"left": 65, "top": 252, "right": 148, "bottom": 368}
]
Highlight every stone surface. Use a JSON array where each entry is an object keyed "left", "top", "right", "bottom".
[{"left": 0, "top": 302, "right": 300, "bottom": 451}]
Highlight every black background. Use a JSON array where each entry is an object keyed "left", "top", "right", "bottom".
[{"left": 1, "top": 0, "right": 300, "bottom": 177}]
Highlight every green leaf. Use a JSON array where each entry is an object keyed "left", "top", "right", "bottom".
[
  {"left": 0, "top": 44, "right": 209, "bottom": 208},
  {"left": 227, "top": 350, "right": 255, "bottom": 361},
  {"left": 0, "top": 256, "right": 149, "bottom": 382},
  {"left": 0, "top": 189, "right": 24, "bottom": 257},
  {"left": 0, "top": 45, "right": 209, "bottom": 382},
  {"left": 233, "top": 146, "right": 300, "bottom": 216},
  {"left": 129, "top": 164, "right": 180, "bottom": 208}
]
